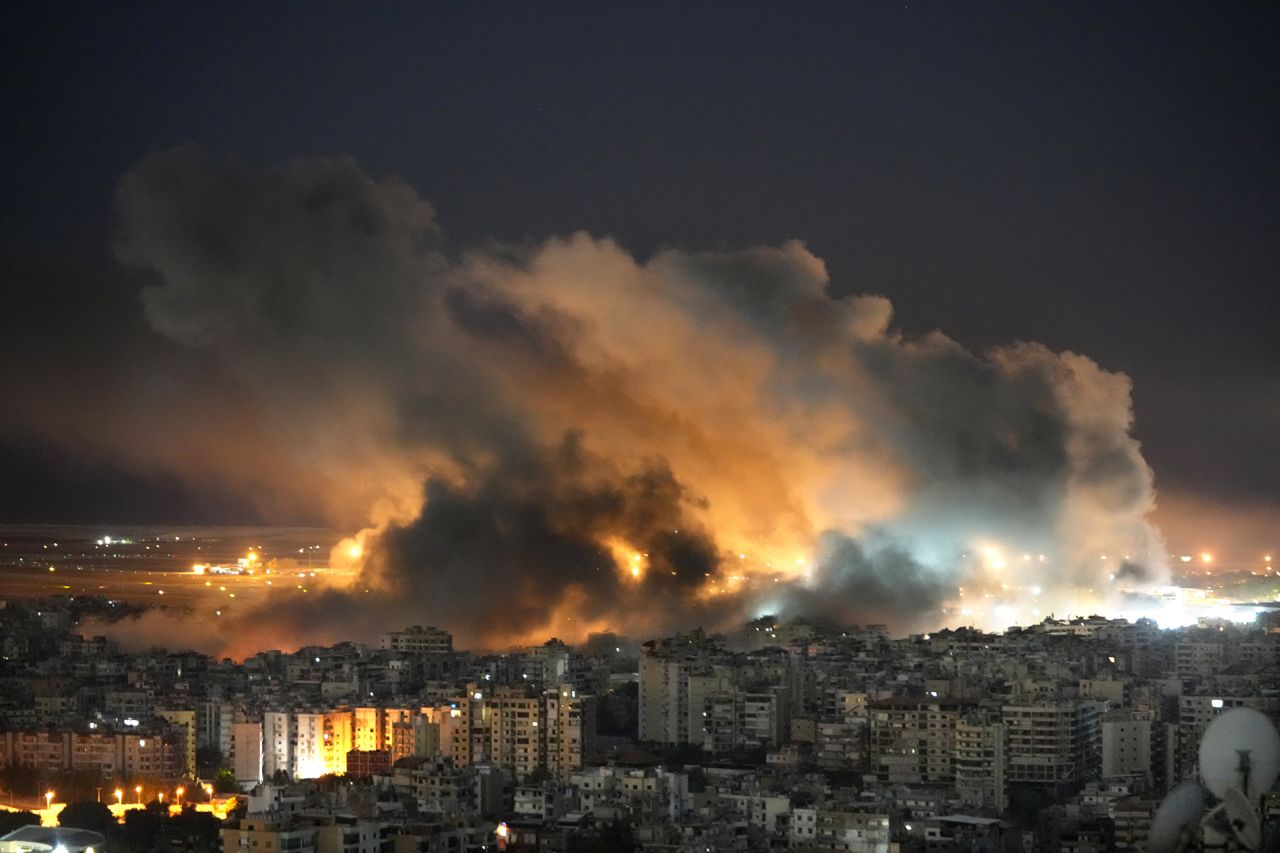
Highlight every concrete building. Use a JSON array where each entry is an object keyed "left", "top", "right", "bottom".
[
  {"left": 156, "top": 708, "right": 197, "bottom": 778},
  {"left": 543, "top": 685, "right": 596, "bottom": 777},
  {"left": 954, "top": 718, "right": 1006, "bottom": 813},
  {"left": 487, "top": 687, "right": 542, "bottom": 781},
  {"left": 0, "top": 729, "right": 183, "bottom": 780},
  {"left": 380, "top": 626, "right": 452, "bottom": 655},
  {"left": 230, "top": 721, "right": 263, "bottom": 786},
  {"left": 1003, "top": 700, "right": 1100, "bottom": 796},
  {"left": 198, "top": 701, "right": 234, "bottom": 757},
  {"left": 637, "top": 631, "right": 729, "bottom": 744},
  {"left": 1100, "top": 708, "right": 1153, "bottom": 785},
  {"left": 869, "top": 699, "right": 971, "bottom": 786}
]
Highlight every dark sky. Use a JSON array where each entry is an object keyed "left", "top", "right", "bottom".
[{"left": 2, "top": 2, "right": 1277, "bottom": 551}]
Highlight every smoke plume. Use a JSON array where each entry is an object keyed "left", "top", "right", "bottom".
[{"left": 22, "top": 146, "right": 1170, "bottom": 651}]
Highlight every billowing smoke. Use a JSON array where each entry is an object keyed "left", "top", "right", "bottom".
[{"left": 31, "top": 146, "right": 1170, "bottom": 651}]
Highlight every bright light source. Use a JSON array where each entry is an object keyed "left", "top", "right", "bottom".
[
  {"left": 1200, "top": 552, "right": 1213, "bottom": 565},
  {"left": 1211, "top": 698, "right": 1224, "bottom": 708}
]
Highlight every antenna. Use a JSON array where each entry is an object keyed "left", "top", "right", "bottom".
[
  {"left": 1198, "top": 707, "right": 1280, "bottom": 801},
  {"left": 1148, "top": 781, "right": 1205, "bottom": 853},
  {"left": 1218, "top": 786, "right": 1262, "bottom": 851}
]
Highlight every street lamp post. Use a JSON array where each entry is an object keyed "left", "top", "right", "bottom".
[
  {"left": 115, "top": 789, "right": 124, "bottom": 806},
  {"left": 135, "top": 785, "right": 142, "bottom": 804},
  {"left": 45, "top": 791, "right": 54, "bottom": 811},
  {"left": 176, "top": 786, "right": 184, "bottom": 807}
]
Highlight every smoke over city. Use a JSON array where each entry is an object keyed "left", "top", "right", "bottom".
[{"left": 20, "top": 147, "right": 1169, "bottom": 653}]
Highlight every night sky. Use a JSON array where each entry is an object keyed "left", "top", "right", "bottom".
[{"left": 2, "top": 2, "right": 1277, "bottom": 559}]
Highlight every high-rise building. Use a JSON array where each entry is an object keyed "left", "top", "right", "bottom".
[
  {"left": 1100, "top": 708, "right": 1153, "bottom": 784},
  {"left": 638, "top": 631, "right": 728, "bottom": 744},
  {"left": 1003, "top": 700, "right": 1101, "bottom": 796},
  {"left": 955, "top": 716, "right": 1006, "bottom": 812},
  {"left": 229, "top": 721, "right": 263, "bottom": 787},
  {"left": 379, "top": 626, "right": 452, "bottom": 655},
  {"left": 488, "top": 687, "right": 543, "bottom": 781},
  {"left": 155, "top": 708, "right": 197, "bottom": 778},
  {"left": 544, "top": 685, "right": 596, "bottom": 777},
  {"left": 869, "top": 699, "right": 972, "bottom": 786}
]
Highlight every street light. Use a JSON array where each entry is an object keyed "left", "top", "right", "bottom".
[
  {"left": 203, "top": 784, "right": 213, "bottom": 799},
  {"left": 175, "top": 787, "right": 184, "bottom": 807},
  {"left": 45, "top": 791, "right": 54, "bottom": 810},
  {"left": 135, "top": 785, "right": 142, "bottom": 804},
  {"left": 115, "top": 789, "right": 124, "bottom": 805}
]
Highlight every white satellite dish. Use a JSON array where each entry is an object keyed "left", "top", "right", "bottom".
[
  {"left": 1198, "top": 706, "right": 1280, "bottom": 801},
  {"left": 1219, "top": 785, "right": 1262, "bottom": 850},
  {"left": 1148, "top": 781, "right": 1205, "bottom": 853}
]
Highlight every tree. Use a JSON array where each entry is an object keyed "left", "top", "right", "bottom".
[
  {"left": 195, "top": 746, "right": 225, "bottom": 778},
  {"left": 169, "top": 806, "right": 221, "bottom": 848},
  {"left": 0, "top": 811, "right": 40, "bottom": 835},
  {"left": 0, "top": 763, "right": 40, "bottom": 797},
  {"left": 522, "top": 767, "right": 552, "bottom": 785},
  {"left": 58, "top": 800, "right": 114, "bottom": 834},
  {"left": 122, "top": 805, "right": 162, "bottom": 851},
  {"left": 213, "top": 767, "right": 242, "bottom": 794}
]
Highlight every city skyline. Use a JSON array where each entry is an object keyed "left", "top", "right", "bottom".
[{"left": 3, "top": 6, "right": 1279, "bottom": 846}]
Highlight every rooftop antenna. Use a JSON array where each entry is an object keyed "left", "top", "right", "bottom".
[{"left": 1148, "top": 706, "right": 1279, "bottom": 852}]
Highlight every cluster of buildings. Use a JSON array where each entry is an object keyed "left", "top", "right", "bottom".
[{"left": 2, "top": 594, "right": 1279, "bottom": 851}]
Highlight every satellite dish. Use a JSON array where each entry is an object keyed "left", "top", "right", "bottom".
[
  {"left": 1220, "top": 785, "right": 1262, "bottom": 851},
  {"left": 1148, "top": 781, "right": 1205, "bottom": 853},
  {"left": 1198, "top": 707, "right": 1280, "bottom": 800}
]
